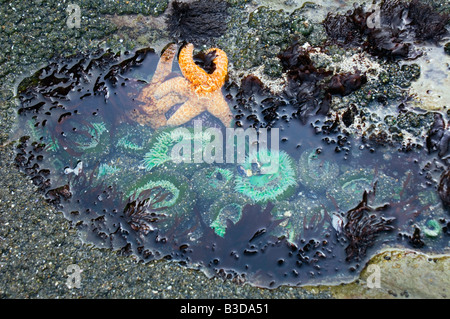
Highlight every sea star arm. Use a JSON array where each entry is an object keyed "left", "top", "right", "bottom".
[
  {"left": 136, "top": 44, "right": 178, "bottom": 104},
  {"left": 146, "top": 113, "right": 168, "bottom": 128},
  {"left": 136, "top": 83, "right": 156, "bottom": 104},
  {"left": 154, "top": 93, "right": 187, "bottom": 113},
  {"left": 206, "top": 93, "right": 233, "bottom": 127},
  {"left": 179, "top": 44, "right": 228, "bottom": 95},
  {"left": 129, "top": 105, "right": 167, "bottom": 128},
  {"left": 151, "top": 43, "right": 178, "bottom": 84},
  {"left": 153, "top": 77, "right": 191, "bottom": 100},
  {"left": 166, "top": 99, "right": 204, "bottom": 126}
]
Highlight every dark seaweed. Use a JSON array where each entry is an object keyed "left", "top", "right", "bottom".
[
  {"left": 166, "top": 0, "right": 229, "bottom": 45},
  {"left": 408, "top": 227, "right": 425, "bottom": 248},
  {"left": 324, "top": 0, "right": 449, "bottom": 60},
  {"left": 426, "top": 113, "right": 450, "bottom": 161},
  {"left": 237, "top": 75, "right": 266, "bottom": 97},
  {"left": 278, "top": 42, "right": 368, "bottom": 123},
  {"left": 193, "top": 49, "right": 218, "bottom": 74},
  {"left": 438, "top": 169, "right": 450, "bottom": 207},
  {"left": 407, "top": 0, "right": 450, "bottom": 41},
  {"left": 341, "top": 104, "right": 358, "bottom": 127},
  {"left": 229, "top": 75, "right": 287, "bottom": 129},
  {"left": 327, "top": 72, "right": 367, "bottom": 96},
  {"left": 323, "top": 5, "right": 370, "bottom": 46},
  {"left": 343, "top": 188, "right": 395, "bottom": 261},
  {"left": 124, "top": 187, "right": 171, "bottom": 234},
  {"left": 278, "top": 43, "right": 332, "bottom": 123}
]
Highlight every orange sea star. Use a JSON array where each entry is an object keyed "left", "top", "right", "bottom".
[
  {"left": 136, "top": 43, "right": 233, "bottom": 128},
  {"left": 131, "top": 43, "right": 179, "bottom": 128}
]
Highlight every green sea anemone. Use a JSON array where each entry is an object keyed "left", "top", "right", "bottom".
[
  {"left": 26, "top": 118, "right": 59, "bottom": 152},
  {"left": 73, "top": 121, "right": 109, "bottom": 152},
  {"left": 327, "top": 168, "right": 399, "bottom": 212},
  {"left": 125, "top": 171, "right": 195, "bottom": 230},
  {"left": 142, "top": 128, "right": 212, "bottom": 177},
  {"left": 191, "top": 166, "right": 234, "bottom": 202},
  {"left": 271, "top": 196, "right": 331, "bottom": 243},
  {"left": 297, "top": 149, "right": 339, "bottom": 192},
  {"left": 60, "top": 119, "right": 111, "bottom": 159},
  {"left": 423, "top": 219, "right": 441, "bottom": 238},
  {"left": 115, "top": 123, "right": 153, "bottom": 156},
  {"left": 97, "top": 163, "right": 120, "bottom": 179},
  {"left": 234, "top": 150, "right": 297, "bottom": 203},
  {"left": 207, "top": 194, "right": 248, "bottom": 237},
  {"left": 210, "top": 203, "right": 242, "bottom": 237}
]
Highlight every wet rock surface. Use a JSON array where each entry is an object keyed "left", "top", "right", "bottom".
[
  {"left": 330, "top": 249, "right": 450, "bottom": 298},
  {"left": 1, "top": 0, "right": 449, "bottom": 298}
]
